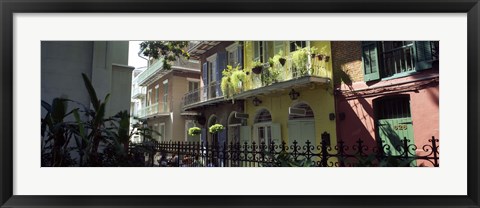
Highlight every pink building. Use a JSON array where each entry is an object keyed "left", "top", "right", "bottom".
[{"left": 332, "top": 41, "right": 439, "bottom": 166}]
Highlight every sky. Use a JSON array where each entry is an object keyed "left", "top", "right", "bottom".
[{"left": 128, "top": 41, "right": 148, "bottom": 69}]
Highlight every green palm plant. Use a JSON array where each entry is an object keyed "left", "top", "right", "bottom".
[
  {"left": 41, "top": 98, "right": 78, "bottom": 166},
  {"left": 42, "top": 73, "right": 160, "bottom": 167}
]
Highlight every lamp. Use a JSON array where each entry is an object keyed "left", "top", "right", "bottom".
[
  {"left": 289, "top": 89, "right": 300, "bottom": 100},
  {"left": 252, "top": 97, "right": 262, "bottom": 106}
]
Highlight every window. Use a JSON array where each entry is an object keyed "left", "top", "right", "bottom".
[
  {"left": 375, "top": 96, "right": 412, "bottom": 119},
  {"left": 159, "top": 123, "right": 165, "bottom": 142},
  {"left": 362, "top": 41, "right": 437, "bottom": 82},
  {"left": 207, "top": 54, "right": 217, "bottom": 83},
  {"left": 163, "top": 80, "right": 168, "bottom": 111},
  {"left": 274, "top": 41, "right": 285, "bottom": 55},
  {"left": 289, "top": 41, "right": 307, "bottom": 52},
  {"left": 206, "top": 54, "right": 217, "bottom": 98},
  {"left": 253, "top": 41, "right": 268, "bottom": 62},
  {"left": 147, "top": 89, "right": 152, "bottom": 106},
  {"left": 188, "top": 80, "right": 199, "bottom": 92},
  {"left": 254, "top": 109, "right": 272, "bottom": 123},
  {"left": 226, "top": 43, "right": 239, "bottom": 67},
  {"left": 252, "top": 109, "right": 281, "bottom": 147},
  {"left": 154, "top": 85, "right": 159, "bottom": 103}
]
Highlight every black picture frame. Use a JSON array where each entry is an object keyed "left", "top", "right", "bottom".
[{"left": 1, "top": 0, "right": 479, "bottom": 207}]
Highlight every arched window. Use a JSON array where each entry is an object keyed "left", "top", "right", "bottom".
[
  {"left": 288, "top": 102, "right": 314, "bottom": 120},
  {"left": 253, "top": 109, "right": 273, "bottom": 145},
  {"left": 288, "top": 102, "right": 316, "bottom": 146},
  {"left": 254, "top": 109, "right": 272, "bottom": 123},
  {"left": 207, "top": 114, "right": 218, "bottom": 127},
  {"left": 207, "top": 115, "right": 218, "bottom": 144}
]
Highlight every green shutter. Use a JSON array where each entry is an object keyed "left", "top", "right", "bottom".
[
  {"left": 271, "top": 123, "right": 282, "bottom": 145},
  {"left": 414, "top": 41, "right": 434, "bottom": 71},
  {"left": 362, "top": 41, "right": 381, "bottom": 82},
  {"left": 240, "top": 126, "right": 251, "bottom": 144}
]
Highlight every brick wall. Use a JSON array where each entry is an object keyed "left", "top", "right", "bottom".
[{"left": 331, "top": 41, "right": 364, "bottom": 87}]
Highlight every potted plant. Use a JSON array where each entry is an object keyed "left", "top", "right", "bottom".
[
  {"left": 251, "top": 60, "right": 263, "bottom": 74},
  {"left": 279, "top": 57, "right": 286, "bottom": 66},
  {"left": 317, "top": 54, "right": 324, "bottom": 60},
  {"left": 188, "top": 127, "right": 201, "bottom": 136},
  {"left": 209, "top": 123, "right": 224, "bottom": 134}
]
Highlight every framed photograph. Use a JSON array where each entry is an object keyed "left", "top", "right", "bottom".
[{"left": 1, "top": 0, "right": 479, "bottom": 207}]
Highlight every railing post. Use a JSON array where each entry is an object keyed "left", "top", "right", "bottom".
[
  {"left": 431, "top": 136, "right": 439, "bottom": 167},
  {"left": 402, "top": 137, "right": 409, "bottom": 161},
  {"left": 337, "top": 140, "right": 345, "bottom": 167},
  {"left": 321, "top": 132, "right": 330, "bottom": 167},
  {"left": 177, "top": 141, "right": 181, "bottom": 167}
]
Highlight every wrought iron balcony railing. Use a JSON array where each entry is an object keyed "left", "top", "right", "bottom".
[
  {"left": 135, "top": 102, "right": 170, "bottom": 118},
  {"left": 131, "top": 85, "right": 146, "bottom": 99},
  {"left": 181, "top": 82, "right": 223, "bottom": 108},
  {"left": 136, "top": 59, "right": 164, "bottom": 86},
  {"left": 248, "top": 54, "right": 330, "bottom": 90}
]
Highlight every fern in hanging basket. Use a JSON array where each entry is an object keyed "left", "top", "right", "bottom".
[
  {"left": 209, "top": 124, "right": 224, "bottom": 134},
  {"left": 188, "top": 127, "right": 201, "bottom": 136}
]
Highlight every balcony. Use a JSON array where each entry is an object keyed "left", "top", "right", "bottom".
[
  {"left": 137, "top": 58, "right": 201, "bottom": 86},
  {"left": 227, "top": 54, "right": 331, "bottom": 100},
  {"left": 131, "top": 85, "right": 146, "bottom": 99},
  {"left": 135, "top": 102, "right": 170, "bottom": 119},
  {"left": 136, "top": 59, "right": 166, "bottom": 86},
  {"left": 181, "top": 82, "right": 223, "bottom": 110}
]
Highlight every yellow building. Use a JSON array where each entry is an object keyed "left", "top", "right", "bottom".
[{"left": 229, "top": 41, "right": 337, "bottom": 147}]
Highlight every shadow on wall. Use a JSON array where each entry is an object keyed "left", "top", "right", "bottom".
[{"left": 336, "top": 95, "right": 377, "bottom": 154}]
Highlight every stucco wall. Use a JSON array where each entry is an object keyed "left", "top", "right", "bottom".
[
  {"left": 242, "top": 41, "right": 337, "bottom": 145},
  {"left": 144, "top": 68, "right": 201, "bottom": 142},
  {"left": 244, "top": 86, "right": 337, "bottom": 146},
  {"left": 41, "top": 41, "right": 94, "bottom": 119},
  {"left": 110, "top": 64, "right": 134, "bottom": 116},
  {"left": 331, "top": 41, "right": 440, "bottom": 161},
  {"left": 41, "top": 41, "right": 133, "bottom": 118}
]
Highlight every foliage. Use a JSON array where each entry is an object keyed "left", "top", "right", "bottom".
[
  {"left": 139, "top": 41, "right": 190, "bottom": 70},
  {"left": 41, "top": 73, "right": 159, "bottom": 167},
  {"left": 188, "top": 127, "right": 201, "bottom": 136},
  {"left": 209, "top": 124, "right": 224, "bottom": 134},
  {"left": 291, "top": 45, "right": 318, "bottom": 76},
  {"left": 251, "top": 60, "right": 263, "bottom": 68},
  {"left": 221, "top": 65, "right": 247, "bottom": 100}
]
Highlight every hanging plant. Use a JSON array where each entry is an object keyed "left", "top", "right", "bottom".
[
  {"left": 221, "top": 65, "right": 246, "bottom": 100},
  {"left": 251, "top": 60, "right": 263, "bottom": 74},
  {"left": 188, "top": 127, "right": 201, "bottom": 136},
  {"left": 209, "top": 124, "right": 224, "bottom": 134},
  {"left": 317, "top": 54, "right": 324, "bottom": 61}
]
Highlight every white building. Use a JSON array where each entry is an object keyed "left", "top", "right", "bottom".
[{"left": 41, "top": 41, "right": 134, "bottom": 119}]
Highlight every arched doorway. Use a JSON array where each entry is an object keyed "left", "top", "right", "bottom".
[
  {"left": 253, "top": 109, "right": 273, "bottom": 145},
  {"left": 288, "top": 102, "right": 316, "bottom": 146},
  {"left": 227, "top": 111, "right": 242, "bottom": 144},
  {"left": 207, "top": 114, "right": 218, "bottom": 145}
]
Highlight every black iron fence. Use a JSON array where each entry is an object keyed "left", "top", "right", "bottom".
[{"left": 129, "top": 132, "right": 439, "bottom": 167}]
